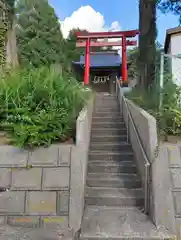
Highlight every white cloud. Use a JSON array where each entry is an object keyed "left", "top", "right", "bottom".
[
  {"left": 110, "top": 21, "right": 121, "bottom": 32},
  {"left": 60, "top": 5, "right": 138, "bottom": 55},
  {"left": 60, "top": 5, "right": 121, "bottom": 38}
]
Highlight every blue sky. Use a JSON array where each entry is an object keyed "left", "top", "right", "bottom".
[{"left": 49, "top": 0, "right": 179, "bottom": 45}]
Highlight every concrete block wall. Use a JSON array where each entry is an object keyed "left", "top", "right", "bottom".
[
  {"left": 116, "top": 85, "right": 178, "bottom": 238},
  {"left": 152, "top": 143, "right": 181, "bottom": 239},
  {"left": 118, "top": 92, "right": 158, "bottom": 214},
  {"left": 69, "top": 97, "right": 94, "bottom": 233},
  {"left": 0, "top": 144, "right": 71, "bottom": 230},
  {"left": 125, "top": 99, "right": 158, "bottom": 162},
  {"left": 151, "top": 144, "right": 176, "bottom": 236},
  {"left": 0, "top": 97, "right": 94, "bottom": 235},
  {"left": 165, "top": 144, "right": 181, "bottom": 239}
]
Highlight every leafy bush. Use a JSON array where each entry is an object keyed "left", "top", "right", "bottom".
[
  {"left": 0, "top": 66, "right": 91, "bottom": 148},
  {"left": 126, "top": 78, "right": 181, "bottom": 137}
]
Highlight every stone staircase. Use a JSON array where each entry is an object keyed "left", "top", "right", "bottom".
[{"left": 80, "top": 94, "right": 172, "bottom": 240}]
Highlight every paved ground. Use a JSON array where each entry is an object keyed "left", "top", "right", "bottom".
[{"left": 0, "top": 225, "right": 73, "bottom": 240}]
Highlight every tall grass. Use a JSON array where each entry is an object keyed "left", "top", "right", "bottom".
[
  {"left": 126, "top": 78, "right": 181, "bottom": 137},
  {"left": 0, "top": 66, "right": 91, "bottom": 147}
]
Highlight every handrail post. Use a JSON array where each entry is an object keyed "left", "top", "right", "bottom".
[
  {"left": 144, "top": 163, "right": 150, "bottom": 214},
  {"left": 116, "top": 77, "right": 118, "bottom": 96},
  {"left": 127, "top": 112, "right": 129, "bottom": 143},
  {"left": 121, "top": 93, "right": 123, "bottom": 117}
]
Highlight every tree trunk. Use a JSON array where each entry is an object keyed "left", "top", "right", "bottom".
[
  {"left": 0, "top": 0, "right": 8, "bottom": 66},
  {"left": 138, "top": 0, "right": 157, "bottom": 89},
  {"left": 6, "top": 20, "right": 19, "bottom": 68},
  {"left": 0, "top": 0, "right": 18, "bottom": 68}
]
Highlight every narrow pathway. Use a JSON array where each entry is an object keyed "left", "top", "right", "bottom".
[{"left": 80, "top": 94, "right": 171, "bottom": 240}]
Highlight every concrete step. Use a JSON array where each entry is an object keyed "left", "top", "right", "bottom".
[
  {"left": 85, "top": 187, "right": 144, "bottom": 207},
  {"left": 92, "top": 116, "right": 124, "bottom": 122},
  {"left": 93, "top": 112, "right": 121, "bottom": 117},
  {"left": 88, "top": 162, "right": 137, "bottom": 174},
  {"left": 94, "top": 101, "right": 119, "bottom": 105},
  {"left": 94, "top": 107, "right": 120, "bottom": 113},
  {"left": 92, "top": 119, "right": 124, "bottom": 125},
  {"left": 80, "top": 206, "right": 173, "bottom": 240},
  {"left": 87, "top": 173, "right": 141, "bottom": 188},
  {"left": 94, "top": 106, "right": 119, "bottom": 111},
  {"left": 91, "top": 128, "right": 127, "bottom": 136},
  {"left": 90, "top": 143, "right": 132, "bottom": 151},
  {"left": 95, "top": 95, "right": 117, "bottom": 100},
  {"left": 91, "top": 122, "right": 125, "bottom": 129},
  {"left": 94, "top": 101, "right": 119, "bottom": 106},
  {"left": 88, "top": 160, "right": 134, "bottom": 165},
  {"left": 95, "top": 103, "right": 118, "bottom": 107},
  {"left": 95, "top": 102, "right": 118, "bottom": 106},
  {"left": 95, "top": 95, "right": 117, "bottom": 99},
  {"left": 89, "top": 151, "right": 134, "bottom": 161},
  {"left": 94, "top": 103, "right": 119, "bottom": 107},
  {"left": 91, "top": 134, "right": 127, "bottom": 143},
  {"left": 87, "top": 172, "right": 139, "bottom": 178}
]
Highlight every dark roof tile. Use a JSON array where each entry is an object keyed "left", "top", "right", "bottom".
[{"left": 73, "top": 52, "right": 122, "bottom": 67}]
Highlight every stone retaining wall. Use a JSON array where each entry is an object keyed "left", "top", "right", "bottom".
[
  {"left": 151, "top": 143, "right": 181, "bottom": 239},
  {"left": 159, "top": 143, "right": 181, "bottom": 239},
  {"left": 0, "top": 98, "right": 94, "bottom": 236},
  {"left": 121, "top": 95, "right": 181, "bottom": 239},
  {"left": 151, "top": 143, "right": 176, "bottom": 237},
  {"left": 0, "top": 144, "right": 70, "bottom": 230},
  {"left": 125, "top": 99, "right": 158, "bottom": 162}
]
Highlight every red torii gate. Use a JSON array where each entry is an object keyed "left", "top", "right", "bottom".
[{"left": 75, "top": 30, "right": 139, "bottom": 85}]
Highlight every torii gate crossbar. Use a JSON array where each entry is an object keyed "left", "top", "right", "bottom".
[{"left": 75, "top": 30, "right": 139, "bottom": 85}]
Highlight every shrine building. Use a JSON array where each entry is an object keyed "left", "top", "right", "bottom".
[{"left": 72, "top": 51, "right": 127, "bottom": 93}]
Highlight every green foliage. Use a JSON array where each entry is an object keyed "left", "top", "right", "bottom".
[
  {"left": 128, "top": 47, "right": 139, "bottom": 78},
  {"left": 65, "top": 28, "right": 86, "bottom": 62},
  {"left": 16, "top": 0, "right": 68, "bottom": 70},
  {"left": 0, "top": 66, "right": 91, "bottom": 148},
  {"left": 128, "top": 42, "right": 162, "bottom": 80},
  {"left": 127, "top": 78, "right": 181, "bottom": 137},
  {"left": 158, "top": 0, "right": 181, "bottom": 23},
  {"left": 65, "top": 28, "right": 113, "bottom": 65},
  {"left": 6, "top": 0, "right": 15, "bottom": 26}
]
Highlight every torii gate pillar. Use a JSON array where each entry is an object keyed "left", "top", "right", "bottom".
[
  {"left": 76, "top": 30, "right": 139, "bottom": 85},
  {"left": 122, "top": 35, "right": 128, "bottom": 83},
  {"left": 84, "top": 38, "right": 128, "bottom": 85},
  {"left": 84, "top": 38, "right": 90, "bottom": 85}
]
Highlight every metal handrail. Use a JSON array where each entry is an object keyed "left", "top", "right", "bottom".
[{"left": 116, "top": 79, "right": 150, "bottom": 214}]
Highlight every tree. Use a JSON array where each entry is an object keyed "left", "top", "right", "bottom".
[
  {"left": 65, "top": 28, "right": 111, "bottom": 64},
  {"left": 158, "top": 0, "right": 181, "bottom": 23},
  {"left": 0, "top": 0, "right": 7, "bottom": 66},
  {"left": 127, "top": 47, "right": 139, "bottom": 79},
  {"left": 137, "top": 0, "right": 180, "bottom": 89},
  {"left": 6, "top": 0, "right": 19, "bottom": 68},
  {"left": 137, "top": 0, "right": 157, "bottom": 89},
  {"left": 65, "top": 28, "right": 87, "bottom": 62},
  {"left": 128, "top": 42, "right": 162, "bottom": 79},
  {"left": 16, "top": 0, "right": 67, "bottom": 69},
  {"left": 0, "top": 0, "right": 18, "bottom": 67}
]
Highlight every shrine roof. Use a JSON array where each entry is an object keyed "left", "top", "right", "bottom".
[{"left": 72, "top": 52, "right": 122, "bottom": 68}]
